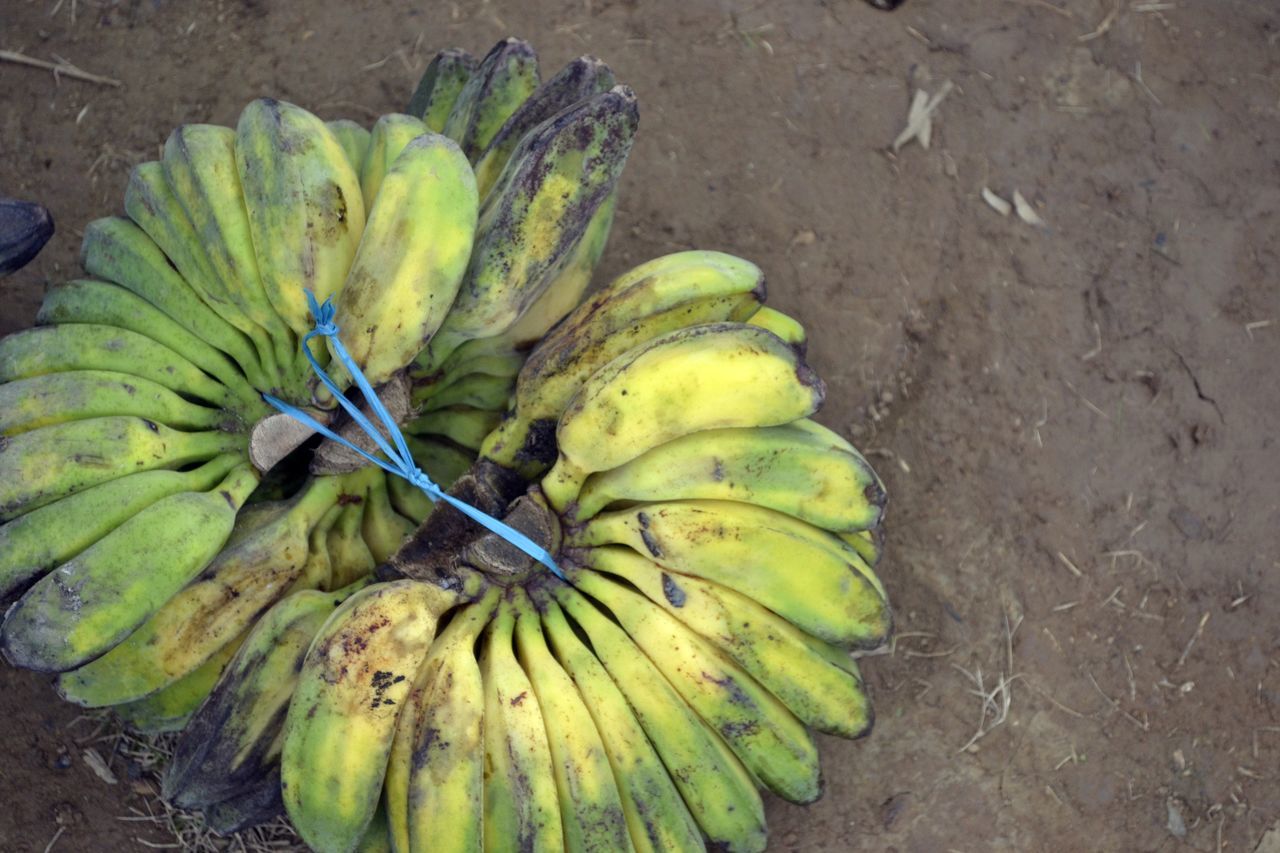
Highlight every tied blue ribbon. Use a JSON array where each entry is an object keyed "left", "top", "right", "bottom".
[{"left": 263, "top": 292, "right": 562, "bottom": 579}]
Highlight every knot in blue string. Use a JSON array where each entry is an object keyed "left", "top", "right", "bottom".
[{"left": 264, "top": 292, "right": 562, "bottom": 579}]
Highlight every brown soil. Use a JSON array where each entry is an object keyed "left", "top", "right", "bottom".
[{"left": 2, "top": 0, "right": 1278, "bottom": 850}]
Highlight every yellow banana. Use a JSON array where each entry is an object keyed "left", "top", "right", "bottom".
[
  {"left": 362, "top": 469, "right": 416, "bottom": 563},
  {"left": 358, "top": 114, "right": 428, "bottom": 211},
  {"left": 746, "top": 305, "right": 806, "bottom": 351},
  {"left": 114, "top": 630, "right": 246, "bottom": 734}
]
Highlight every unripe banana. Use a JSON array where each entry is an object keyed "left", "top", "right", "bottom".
[
  {"left": 419, "top": 372, "right": 514, "bottom": 413},
  {"left": 361, "top": 470, "right": 416, "bottom": 563},
  {"left": 328, "top": 119, "right": 373, "bottom": 174},
  {"left": 113, "top": 629, "right": 246, "bottom": 734},
  {"left": 386, "top": 465, "right": 440, "bottom": 523},
  {"left": 405, "top": 406, "right": 500, "bottom": 452},
  {"left": 0, "top": 370, "right": 226, "bottom": 436},
  {"left": 0, "top": 462, "right": 259, "bottom": 672},
  {"left": 326, "top": 498, "right": 377, "bottom": 590},
  {"left": 407, "top": 48, "right": 475, "bottom": 132},
  {"left": 358, "top": 114, "right": 428, "bottom": 211},
  {"left": 335, "top": 132, "right": 478, "bottom": 386},
  {"left": 542, "top": 323, "right": 824, "bottom": 511},
  {"left": 442, "top": 38, "right": 539, "bottom": 160}
]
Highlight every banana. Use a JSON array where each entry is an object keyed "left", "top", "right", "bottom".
[
  {"left": 549, "top": 582, "right": 766, "bottom": 851},
  {"left": 361, "top": 470, "right": 416, "bottom": 563},
  {"left": 326, "top": 497, "right": 377, "bottom": 589},
  {"left": 0, "top": 462, "right": 259, "bottom": 672},
  {"left": 122, "top": 161, "right": 283, "bottom": 384},
  {"left": 843, "top": 527, "right": 884, "bottom": 568},
  {"left": 0, "top": 455, "right": 240, "bottom": 603},
  {"left": 420, "top": 86, "right": 639, "bottom": 370},
  {"left": 56, "top": 473, "right": 347, "bottom": 707},
  {"left": 581, "top": 546, "right": 873, "bottom": 739},
  {"left": 480, "top": 594, "right": 564, "bottom": 851},
  {"left": 114, "top": 629, "right": 245, "bottom": 734},
  {"left": 36, "top": 279, "right": 265, "bottom": 415},
  {"left": 295, "top": 500, "right": 342, "bottom": 591},
  {"left": 386, "top": 464, "right": 440, "bottom": 524},
  {"left": 386, "top": 587, "right": 497, "bottom": 853},
  {"left": 0, "top": 370, "right": 227, "bottom": 436},
  {"left": 0, "top": 415, "right": 246, "bottom": 520},
  {"left": 237, "top": 98, "right": 368, "bottom": 341},
  {"left": 162, "top": 124, "right": 299, "bottom": 376},
  {"left": 535, "top": 593, "right": 705, "bottom": 853},
  {"left": 434, "top": 335, "right": 525, "bottom": 381},
  {"left": 570, "top": 566, "right": 821, "bottom": 804},
  {"left": 200, "top": 766, "right": 285, "bottom": 835},
  {"left": 541, "top": 323, "right": 824, "bottom": 511},
  {"left": 79, "top": 216, "right": 271, "bottom": 390},
  {"left": 406, "top": 406, "right": 500, "bottom": 452},
  {"left": 512, "top": 591, "right": 632, "bottom": 852},
  {"left": 358, "top": 114, "right": 428, "bottom": 211},
  {"left": 441, "top": 38, "right": 539, "bottom": 160},
  {"left": 358, "top": 798, "right": 394, "bottom": 853},
  {"left": 419, "top": 372, "right": 514, "bottom": 413},
  {"left": 0, "top": 323, "right": 244, "bottom": 410},
  {"left": 336, "top": 132, "right": 478, "bottom": 386},
  {"left": 568, "top": 499, "right": 891, "bottom": 648},
  {"left": 281, "top": 579, "right": 457, "bottom": 853},
  {"left": 746, "top": 305, "right": 806, "bottom": 352},
  {"left": 567, "top": 419, "right": 885, "bottom": 531},
  {"left": 471, "top": 55, "right": 616, "bottom": 199},
  {"left": 407, "top": 48, "right": 476, "bottom": 132},
  {"left": 478, "top": 250, "right": 764, "bottom": 474},
  {"left": 163, "top": 582, "right": 368, "bottom": 811},
  {"left": 328, "top": 120, "right": 373, "bottom": 175}
]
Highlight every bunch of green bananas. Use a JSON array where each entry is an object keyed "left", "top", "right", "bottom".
[
  {"left": 0, "top": 36, "right": 637, "bottom": 749},
  {"left": 165, "top": 246, "right": 889, "bottom": 851}
]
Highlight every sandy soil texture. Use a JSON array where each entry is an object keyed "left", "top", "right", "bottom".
[{"left": 1, "top": 0, "right": 1277, "bottom": 850}]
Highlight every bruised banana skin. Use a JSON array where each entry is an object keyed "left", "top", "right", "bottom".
[
  {"left": 542, "top": 323, "right": 824, "bottom": 511},
  {"left": 568, "top": 418, "right": 885, "bottom": 532},
  {"left": 281, "top": 580, "right": 458, "bottom": 853},
  {"left": 237, "top": 98, "right": 367, "bottom": 341},
  {"left": 0, "top": 462, "right": 260, "bottom": 673},
  {"left": 0, "top": 370, "right": 227, "bottom": 436},
  {"left": 569, "top": 499, "right": 892, "bottom": 648},
  {"left": 441, "top": 38, "right": 540, "bottom": 161},
  {"left": 479, "top": 250, "right": 764, "bottom": 474},
  {"left": 579, "top": 546, "right": 874, "bottom": 739},
  {"left": 535, "top": 594, "right": 706, "bottom": 853},
  {"left": 407, "top": 48, "right": 476, "bottom": 133},
  {"left": 570, "top": 567, "right": 822, "bottom": 805},
  {"left": 163, "top": 581, "right": 369, "bottom": 811},
  {"left": 336, "top": 132, "right": 478, "bottom": 387},
  {"left": 0, "top": 455, "right": 240, "bottom": 603},
  {"left": 0, "top": 197, "right": 53, "bottom": 276}
]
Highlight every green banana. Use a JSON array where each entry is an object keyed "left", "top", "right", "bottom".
[
  {"left": 844, "top": 527, "right": 884, "bottom": 568},
  {"left": 550, "top": 582, "right": 766, "bottom": 851},
  {"left": 0, "top": 455, "right": 240, "bottom": 602},
  {"left": 0, "top": 462, "right": 259, "bottom": 672},
  {"left": 163, "top": 582, "right": 368, "bottom": 810},
  {"left": 358, "top": 114, "right": 428, "bottom": 211},
  {"left": 114, "top": 630, "right": 245, "bottom": 734},
  {"left": 570, "top": 567, "right": 821, "bottom": 804},
  {"left": 746, "top": 305, "right": 806, "bottom": 352},
  {"left": 535, "top": 593, "right": 706, "bottom": 853},
  {"left": 567, "top": 419, "right": 885, "bottom": 531},
  {"left": 386, "top": 464, "right": 440, "bottom": 523},
  {"left": 328, "top": 119, "right": 373, "bottom": 175},
  {"left": 36, "top": 279, "right": 265, "bottom": 415},
  {"left": 541, "top": 323, "right": 824, "bottom": 511},
  {"left": 361, "top": 470, "right": 416, "bottom": 563},
  {"left": 0, "top": 415, "right": 246, "bottom": 520},
  {"left": 407, "top": 48, "right": 475, "bottom": 132},
  {"left": 79, "top": 216, "right": 271, "bottom": 390},
  {"left": 336, "top": 132, "right": 478, "bottom": 386},
  {"left": 568, "top": 499, "right": 891, "bottom": 648},
  {"left": 419, "top": 372, "right": 514, "bottom": 413},
  {"left": 581, "top": 546, "right": 873, "bottom": 739},
  {"left": 0, "top": 323, "right": 244, "bottom": 411},
  {"left": 480, "top": 594, "right": 564, "bottom": 851},
  {"left": 513, "top": 592, "right": 632, "bottom": 851},
  {"left": 281, "top": 579, "right": 457, "bottom": 853},
  {"left": 421, "top": 85, "right": 639, "bottom": 370},
  {"left": 441, "top": 38, "right": 539, "bottom": 160},
  {"left": 405, "top": 406, "right": 500, "bottom": 452},
  {"left": 471, "top": 55, "right": 616, "bottom": 199},
  {"left": 237, "top": 98, "right": 368, "bottom": 341},
  {"left": 56, "top": 473, "right": 346, "bottom": 707},
  {"left": 0, "top": 370, "right": 227, "bottom": 436},
  {"left": 478, "top": 250, "right": 764, "bottom": 474},
  {"left": 326, "top": 498, "right": 377, "bottom": 589}
]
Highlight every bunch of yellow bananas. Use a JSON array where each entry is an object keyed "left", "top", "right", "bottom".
[{"left": 2, "top": 36, "right": 891, "bottom": 852}]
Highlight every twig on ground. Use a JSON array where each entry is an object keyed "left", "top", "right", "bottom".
[{"left": 0, "top": 49, "right": 121, "bottom": 86}]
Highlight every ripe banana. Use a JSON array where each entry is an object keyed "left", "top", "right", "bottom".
[
  {"left": 746, "top": 305, "right": 807, "bottom": 352},
  {"left": 335, "top": 132, "right": 478, "bottom": 386},
  {"left": 541, "top": 323, "right": 824, "bottom": 511},
  {"left": 114, "top": 629, "right": 246, "bottom": 734},
  {"left": 0, "top": 370, "right": 226, "bottom": 436},
  {"left": 479, "top": 250, "right": 764, "bottom": 474},
  {"left": 442, "top": 38, "right": 539, "bottom": 160},
  {"left": 570, "top": 566, "right": 822, "bottom": 804},
  {"left": 281, "top": 579, "right": 457, "bottom": 853},
  {"left": 568, "top": 499, "right": 891, "bottom": 648},
  {"left": 567, "top": 418, "right": 885, "bottom": 531},
  {"left": 407, "top": 48, "right": 475, "bottom": 132},
  {"left": 0, "top": 462, "right": 259, "bottom": 672}
]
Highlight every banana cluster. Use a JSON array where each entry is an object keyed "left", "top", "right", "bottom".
[{"left": 0, "top": 36, "right": 636, "bottom": 747}]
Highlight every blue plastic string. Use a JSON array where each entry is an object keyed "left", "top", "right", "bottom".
[{"left": 264, "top": 292, "right": 563, "bottom": 579}]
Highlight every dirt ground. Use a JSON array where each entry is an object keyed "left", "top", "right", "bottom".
[{"left": 1, "top": 0, "right": 1277, "bottom": 850}]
